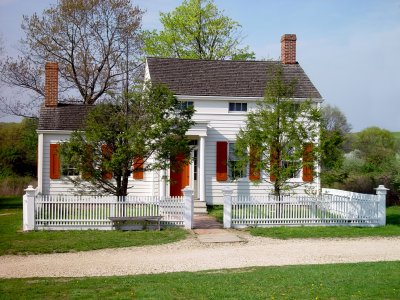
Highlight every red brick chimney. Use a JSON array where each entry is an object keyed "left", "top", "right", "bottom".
[
  {"left": 281, "top": 34, "right": 297, "bottom": 64},
  {"left": 45, "top": 62, "right": 58, "bottom": 107}
]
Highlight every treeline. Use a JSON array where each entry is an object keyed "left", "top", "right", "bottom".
[
  {"left": 0, "top": 119, "right": 37, "bottom": 195},
  {"left": 322, "top": 126, "right": 400, "bottom": 205}
]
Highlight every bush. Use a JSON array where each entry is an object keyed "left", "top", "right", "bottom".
[{"left": 0, "top": 176, "right": 36, "bottom": 196}]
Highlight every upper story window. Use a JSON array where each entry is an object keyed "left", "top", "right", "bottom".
[
  {"left": 178, "top": 101, "right": 194, "bottom": 110},
  {"left": 229, "top": 102, "right": 247, "bottom": 112}
]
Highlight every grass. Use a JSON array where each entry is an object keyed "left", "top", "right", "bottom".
[
  {"left": 0, "top": 261, "right": 399, "bottom": 299},
  {"left": 0, "top": 196, "right": 187, "bottom": 255},
  {"left": 249, "top": 206, "right": 400, "bottom": 239},
  {"left": 207, "top": 204, "right": 223, "bottom": 223}
]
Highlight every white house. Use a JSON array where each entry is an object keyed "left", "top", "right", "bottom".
[{"left": 37, "top": 34, "right": 323, "bottom": 204}]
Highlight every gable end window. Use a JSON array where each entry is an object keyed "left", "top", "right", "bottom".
[{"left": 229, "top": 102, "right": 247, "bottom": 112}]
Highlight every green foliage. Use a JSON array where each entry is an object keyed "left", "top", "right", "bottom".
[
  {"left": 1, "top": 262, "right": 400, "bottom": 299},
  {"left": 235, "top": 66, "right": 321, "bottom": 196},
  {"left": 0, "top": 119, "right": 37, "bottom": 179},
  {"left": 337, "top": 127, "right": 400, "bottom": 204},
  {"left": 60, "top": 84, "right": 194, "bottom": 196},
  {"left": 0, "top": 196, "right": 187, "bottom": 255},
  {"left": 320, "top": 105, "right": 352, "bottom": 186},
  {"left": 143, "top": 0, "right": 255, "bottom": 60}
]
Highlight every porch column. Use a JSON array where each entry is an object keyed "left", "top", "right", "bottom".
[
  {"left": 159, "top": 169, "right": 167, "bottom": 199},
  {"left": 199, "top": 136, "right": 206, "bottom": 202}
]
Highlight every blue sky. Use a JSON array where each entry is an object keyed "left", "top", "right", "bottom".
[{"left": 1, "top": 0, "right": 399, "bottom": 132}]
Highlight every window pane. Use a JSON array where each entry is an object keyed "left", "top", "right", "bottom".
[{"left": 229, "top": 102, "right": 247, "bottom": 112}]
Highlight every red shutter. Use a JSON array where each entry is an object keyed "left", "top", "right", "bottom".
[
  {"left": 101, "top": 144, "right": 113, "bottom": 180},
  {"left": 216, "top": 141, "right": 228, "bottom": 181},
  {"left": 82, "top": 144, "right": 94, "bottom": 180},
  {"left": 50, "top": 144, "right": 60, "bottom": 179},
  {"left": 270, "top": 144, "right": 278, "bottom": 182},
  {"left": 302, "top": 143, "right": 313, "bottom": 182},
  {"left": 249, "top": 146, "right": 261, "bottom": 181},
  {"left": 133, "top": 156, "right": 144, "bottom": 180}
]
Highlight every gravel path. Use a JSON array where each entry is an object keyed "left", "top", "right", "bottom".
[{"left": 1, "top": 232, "right": 400, "bottom": 278}]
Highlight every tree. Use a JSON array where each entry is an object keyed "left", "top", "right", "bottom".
[
  {"left": 143, "top": 0, "right": 254, "bottom": 60},
  {"left": 339, "top": 127, "right": 400, "bottom": 204},
  {"left": 0, "top": 119, "right": 38, "bottom": 178},
  {"left": 235, "top": 66, "right": 321, "bottom": 196},
  {"left": 0, "top": 0, "right": 143, "bottom": 118},
  {"left": 320, "top": 104, "right": 352, "bottom": 186},
  {"left": 60, "top": 84, "right": 194, "bottom": 196}
]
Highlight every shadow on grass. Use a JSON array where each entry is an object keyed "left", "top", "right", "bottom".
[
  {"left": 386, "top": 215, "right": 400, "bottom": 226},
  {"left": 0, "top": 196, "right": 22, "bottom": 210}
]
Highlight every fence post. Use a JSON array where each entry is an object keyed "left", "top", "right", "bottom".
[
  {"left": 374, "top": 185, "right": 388, "bottom": 226},
  {"left": 182, "top": 186, "right": 194, "bottom": 229},
  {"left": 23, "top": 185, "right": 36, "bottom": 231},
  {"left": 223, "top": 187, "right": 233, "bottom": 228}
]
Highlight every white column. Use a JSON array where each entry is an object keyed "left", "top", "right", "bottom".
[
  {"left": 199, "top": 136, "right": 206, "bottom": 202},
  {"left": 375, "top": 185, "right": 389, "bottom": 226},
  {"left": 182, "top": 186, "right": 194, "bottom": 229},
  {"left": 23, "top": 185, "right": 36, "bottom": 231},
  {"left": 223, "top": 187, "right": 233, "bottom": 228},
  {"left": 159, "top": 170, "right": 167, "bottom": 199},
  {"left": 37, "top": 133, "right": 44, "bottom": 194}
]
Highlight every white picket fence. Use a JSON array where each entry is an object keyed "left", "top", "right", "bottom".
[
  {"left": 223, "top": 185, "right": 388, "bottom": 228},
  {"left": 23, "top": 186, "right": 194, "bottom": 230}
]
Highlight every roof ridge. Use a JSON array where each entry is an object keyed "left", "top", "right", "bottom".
[{"left": 146, "top": 56, "right": 284, "bottom": 64}]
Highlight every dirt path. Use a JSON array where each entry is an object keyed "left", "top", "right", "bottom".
[{"left": 1, "top": 232, "right": 400, "bottom": 278}]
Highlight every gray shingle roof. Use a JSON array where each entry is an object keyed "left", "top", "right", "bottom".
[
  {"left": 147, "top": 57, "right": 322, "bottom": 99},
  {"left": 38, "top": 104, "right": 93, "bottom": 131}
]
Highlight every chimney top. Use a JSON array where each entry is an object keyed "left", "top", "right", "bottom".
[
  {"left": 281, "top": 34, "right": 297, "bottom": 64},
  {"left": 45, "top": 62, "right": 59, "bottom": 107}
]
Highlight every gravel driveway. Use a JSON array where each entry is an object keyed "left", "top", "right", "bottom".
[{"left": 1, "top": 232, "right": 400, "bottom": 278}]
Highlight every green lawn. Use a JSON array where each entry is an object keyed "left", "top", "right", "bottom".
[
  {"left": 207, "top": 204, "right": 223, "bottom": 223},
  {"left": 0, "top": 261, "right": 399, "bottom": 299},
  {"left": 0, "top": 196, "right": 187, "bottom": 255}
]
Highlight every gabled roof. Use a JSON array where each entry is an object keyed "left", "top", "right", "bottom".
[
  {"left": 38, "top": 104, "right": 93, "bottom": 131},
  {"left": 146, "top": 57, "right": 322, "bottom": 99}
]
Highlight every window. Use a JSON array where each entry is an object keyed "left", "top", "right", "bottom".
[
  {"left": 229, "top": 102, "right": 247, "bottom": 112},
  {"left": 61, "top": 163, "right": 80, "bottom": 176},
  {"left": 178, "top": 101, "right": 194, "bottom": 110},
  {"left": 228, "top": 143, "right": 246, "bottom": 179},
  {"left": 282, "top": 147, "right": 301, "bottom": 179}
]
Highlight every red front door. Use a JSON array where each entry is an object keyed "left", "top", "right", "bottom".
[{"left": 170, "top": 154, "right": 190, "bottom": 197}]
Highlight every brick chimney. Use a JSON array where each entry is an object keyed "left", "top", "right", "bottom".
[
  {"left": 281, "top": 34, "right": 297, "bottom": 64},
  {"left": 45, "top": 62, "right": 58, "bottom": 107}
]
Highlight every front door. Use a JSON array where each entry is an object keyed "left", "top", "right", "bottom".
[{"left": 170, "top": 154, "right": 190, "bottom": 196}]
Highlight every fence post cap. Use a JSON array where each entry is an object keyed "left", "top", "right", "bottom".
[
  {"left": 24, "top": 185, "right": 35, "bottom": 192},
  {"left": 374, "top": 185, "right": 389, "bottom": 191},
  {"left": 182, "top": 186, "right": 194, "bottom": 194},
  {"left": 222, "top": 186, "right": 234, "bottom": 195}
]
